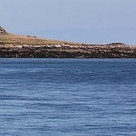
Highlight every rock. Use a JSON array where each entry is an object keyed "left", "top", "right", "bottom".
[
  {"left": 27, "top": 35, "right": 37, "bottom": 38},
  {"left": 0, "top": 44, "right": 136, "bottom": 58},
  {"left": 0, "top": 26, "right": 6, "bottom": 34}
]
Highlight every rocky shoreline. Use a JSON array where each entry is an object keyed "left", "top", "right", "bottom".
[{"left": 0, "top": 43, "right": 136, "bottom": 58}]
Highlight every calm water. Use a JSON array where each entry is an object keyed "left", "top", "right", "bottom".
[{"left": 0, "top": 59, "right": 136, "bottom": 136}]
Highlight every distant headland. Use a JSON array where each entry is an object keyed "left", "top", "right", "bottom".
[{"left": 0, "top": 26, "right": 136, "bottom": 58}]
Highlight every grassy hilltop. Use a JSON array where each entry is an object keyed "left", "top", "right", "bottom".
[{"left": 0, "top": 26, "right": 81, "bottom": 46}]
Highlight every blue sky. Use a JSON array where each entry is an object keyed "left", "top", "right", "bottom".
[{"left": 0, "top": 0, "right": 136, "bottom": 44}]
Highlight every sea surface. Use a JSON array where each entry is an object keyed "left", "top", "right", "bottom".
[{"left": 0, "top": 59, "right": 136, "bottom": 136}]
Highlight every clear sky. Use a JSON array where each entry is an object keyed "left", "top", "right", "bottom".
[{"left": 0, "top": 0, "right": 136, "bottom": 44}]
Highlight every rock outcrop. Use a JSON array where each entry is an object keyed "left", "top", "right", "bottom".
[{"left": 0, "top": 26, "right": 6, "bottom": 34}]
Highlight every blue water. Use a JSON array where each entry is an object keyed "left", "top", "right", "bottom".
[{"left": 0, "top": 59, "right": 136, "bottom": 136}]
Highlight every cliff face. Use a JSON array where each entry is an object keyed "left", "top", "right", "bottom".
[{"left": 0, "top": 27, "right": 136, "bottom": 58}]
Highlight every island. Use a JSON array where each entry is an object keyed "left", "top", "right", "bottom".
[{"left": 0, "top": 26, "right": 136, "bottom": 58}]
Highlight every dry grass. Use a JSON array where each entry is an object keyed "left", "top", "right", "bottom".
[{"left": 0, "top": 33, "right": 82, "bottom": 46}]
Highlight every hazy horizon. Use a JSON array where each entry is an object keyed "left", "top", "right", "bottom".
[{"left": 1, "top": 0, "right": 136, "bottom": 45}]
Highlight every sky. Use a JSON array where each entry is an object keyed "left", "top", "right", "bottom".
[{"left": 0, "top": 0, "right": 136, "bottom": 45}]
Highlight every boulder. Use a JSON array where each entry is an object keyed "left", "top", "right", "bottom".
[{"left": 0, "top": 26, "right": 6, "bottom": 34}]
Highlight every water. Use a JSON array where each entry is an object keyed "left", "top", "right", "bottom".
[{"left": 0, "top": 59, "right": 136, "bottom": 136}]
